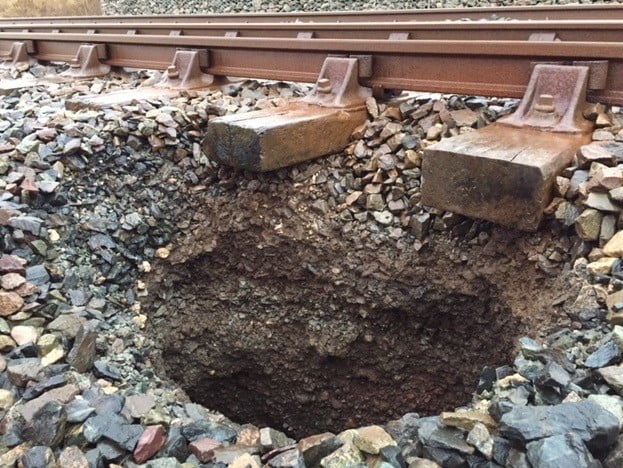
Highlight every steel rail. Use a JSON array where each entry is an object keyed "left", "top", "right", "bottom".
[
  {"left": 1, "top": 20, "right": 622, "bottom": 43},
  {"left": 1, "top": 30, "right": 622, "bottom": 105},
  {"left": 1, "top": 4, "right": 623, "bottom": 24}
]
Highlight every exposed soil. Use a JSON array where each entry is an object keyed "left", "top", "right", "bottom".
[{"left": 144, "top": 179, "right": 579, "bottom": 438}]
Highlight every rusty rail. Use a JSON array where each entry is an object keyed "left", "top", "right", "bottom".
[
  {"left": 1, "top": 20, "right": 623, "bottom": 44},
  {"left": 1, "top": 4, "right": 623, "bottom": 24},
  {"left": 2, "top": 10, "right": 623, "bottom": 106}
]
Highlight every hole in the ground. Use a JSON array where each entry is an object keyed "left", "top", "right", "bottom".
[{"left": 145, "top": 219, "right": 569, "bottom": 438}]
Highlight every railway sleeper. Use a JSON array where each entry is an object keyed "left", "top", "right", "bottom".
[
  {"left": 203, "top": 56, "right": 372, "bottom": 172},
  {"left": 422, "top": 63, "right": 597, "bottom": 231}
]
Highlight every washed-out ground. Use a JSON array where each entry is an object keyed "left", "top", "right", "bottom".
[
  {"left": 147, "top": 187, "right": 574, "bottom": 438},
  {"left": 1, "top": 36, "right": 623, "bottom": 468}
]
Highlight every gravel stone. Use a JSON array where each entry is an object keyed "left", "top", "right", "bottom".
[
  {"left": 526, "top": 433, "right": 598, "bottom": 468},
  {"left": 21, "top": 401, "right": 67, "bottom": 448},
  {"left": 499, "top": 400, "right": 619, "bottom": 454}
]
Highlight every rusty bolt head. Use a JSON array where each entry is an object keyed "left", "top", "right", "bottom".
[
  {"left": 534, "top": 94, "right": 556, "bottom": 114},
  {"left": 167, "top": 65, "right": 179, "bottom": 79},
  {"left": 316, "top": 78, "right": 332, "bottom": 94}
]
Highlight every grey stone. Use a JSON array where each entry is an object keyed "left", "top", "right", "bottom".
[
  {"left": 499, "top": 400, "right": 619, "bottom": 454},
  {"left": 379, "top": 445, "right": 406, "bottom": 468},
  {"left": 7, "top": 357, "right": 42, "bottom": 386},
  {"left": 83, "top": 413, "right": 127, "bottom": 444},
  {"left": 182, "top": 419, "right": 237, "bottom": 444},
  {"left": 518, "top": 337, "right": 543, "bottom": 360},
  {"left": 25, "top": 264, "right": 49, "bottom": 287},
  {"left": 66, "top": 398, "right": 96, "bottom": 423},
  {"left": 598, "top": 366, "right": 623, "bottom": 395},
  {"left": 585, "top": 340, "right": 621, "bottom": 368},
  {"left": 47, "top": 314, "right": 83, "bottom": 339},
  {"left": 418, "top": 417, "right": 474, "bottom": 455},
  {"left": 85, "top": 448, "right": 105, "bottom": 468},
  {"left": 535, "top": 361, "right": 570, "bottom": 390},
  {"left": 20, "top": 446, "right": 55, "bottom": 468},
  {"left": 147, "top": 458, "right": 183, "bottom": 468},
  {"left": 366, "top": 194, "right": 384, "bottom": 211},
  {"left": 410, "top": 213, "right": 431, "bottom": 240},
  {"left": 605, "top": 433, "right": 623, "bottom": 468},
  {"left": 160, "top": 426, "right": 189, "bottom": 462},
  {"left": 21, "top": 401, "right": 67, "bottom": 448},
  {"left": 105, "top": 423, "right": 144, "bottom": 451},
  {"left": 96, "top": 440, "right": 125, "bottom": 461},
  {"left": 8, "top": 216, "right": 43, "bottom": 235},
  {"left": 22, "top": 374, "right": 67, "bottom": 401},
  {"left": 584, "top": 192, "right": 621, "bottom": 213},
  {"left": 578, "top": 143, "right": 617, "bottom": 168},
  {"left": 67, "top": 323, "right": 97, "bottom": 372},
  {"left": 587, "top": 394, "right": 623, "bottom": 428},
  {"left": 268, "top": 449, "right": 305, "bottom": 468},
  {"left": 93, "top": 360, "right": 122, "bottom": 381},
  {"left": 526, "top": 433, "right": 599, "bottom": 468}
]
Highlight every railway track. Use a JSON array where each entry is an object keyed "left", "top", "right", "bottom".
[
  {"left": 1, "top": 11, "right": 623, "bottom": 104},
  {"left": 1, "top": 4, "right": 622, "bottom": 229}
]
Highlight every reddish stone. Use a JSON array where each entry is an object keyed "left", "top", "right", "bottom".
[
  {"left": 15, "top": 283, "right": 39, "bottom": 297},
  {"left": 59, "top": 446, "right": 89, "bottom": 468},
  {"left": 134, "top": 425, "right": 166, "bottom": 464},
  {"left": 36, "top": 128, "right": 57, "bottom": 142},
  {"left": 19, "top": 178, "right": 38, "bottom": 194},
  {"left": 0, "top": 143, "right": 14, "bottom": 153},
  {"left": 0, "top": 292, "right": 23, "bottom": 317},
  {"left": 1, "top": 273, "right": 26, "bottom": 290},
  {"left": 0, "top": 209, "right": 19, "bottom": 226},
  {"left": 123, "top": 394, "right": 156, "bottom": 420},
  {"left": 189, "top": 438, "right": 222, "bottom": 463},
  {"left": 0, "top": 255, "right": 25, "bottom": 275}
]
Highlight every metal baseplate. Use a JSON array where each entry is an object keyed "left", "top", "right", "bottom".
[
  {"left": 302, "top": 56, "right": 372, "bottom": 109},
  {"left": 422, "top": 63, "right": 604, "bottom": 231},
  {"left": 498, "top": 63, "right": 593, "bottom": 134},
  {"left": 0, "top": 41, "right": 37, "bottom": 70},
  {"left": 61, "top": 44, "right": 111, "bottom": 79},
  {"left": 156, "top": 49, "right": 216, "bottom": 90}
]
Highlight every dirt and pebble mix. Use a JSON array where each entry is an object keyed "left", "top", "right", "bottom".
[
  {"left": 2, "top": 55, "right": 623, "bottom": 468},
  {"left": 98, "top": 0, "right": 607, "bottom": 16}
]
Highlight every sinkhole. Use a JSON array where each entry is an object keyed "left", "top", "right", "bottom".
[{"left": 145, "top": 223, "right": 571, "bottom": 439}]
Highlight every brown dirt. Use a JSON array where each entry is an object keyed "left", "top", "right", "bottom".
[
  {"left": 0, "top": 0, "right": 101, "bottom": 17},
  {"left": 144, "top": 174, "right": 581, "bottom": 438}
]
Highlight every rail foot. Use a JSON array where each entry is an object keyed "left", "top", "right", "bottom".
[
  {"left": 61, "top": 44, "right": 110, "bottom": 79},
  {"left": 422, "top": 64, "right": 595, "bottom": 231}
]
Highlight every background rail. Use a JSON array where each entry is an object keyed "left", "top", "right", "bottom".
[{"left": 1, "top": 4, "right": 623, "bottom": 24}]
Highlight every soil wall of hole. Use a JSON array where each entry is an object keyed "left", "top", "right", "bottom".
[{"left": 144, "top": 186, "right": 579, "bottom": 438}]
